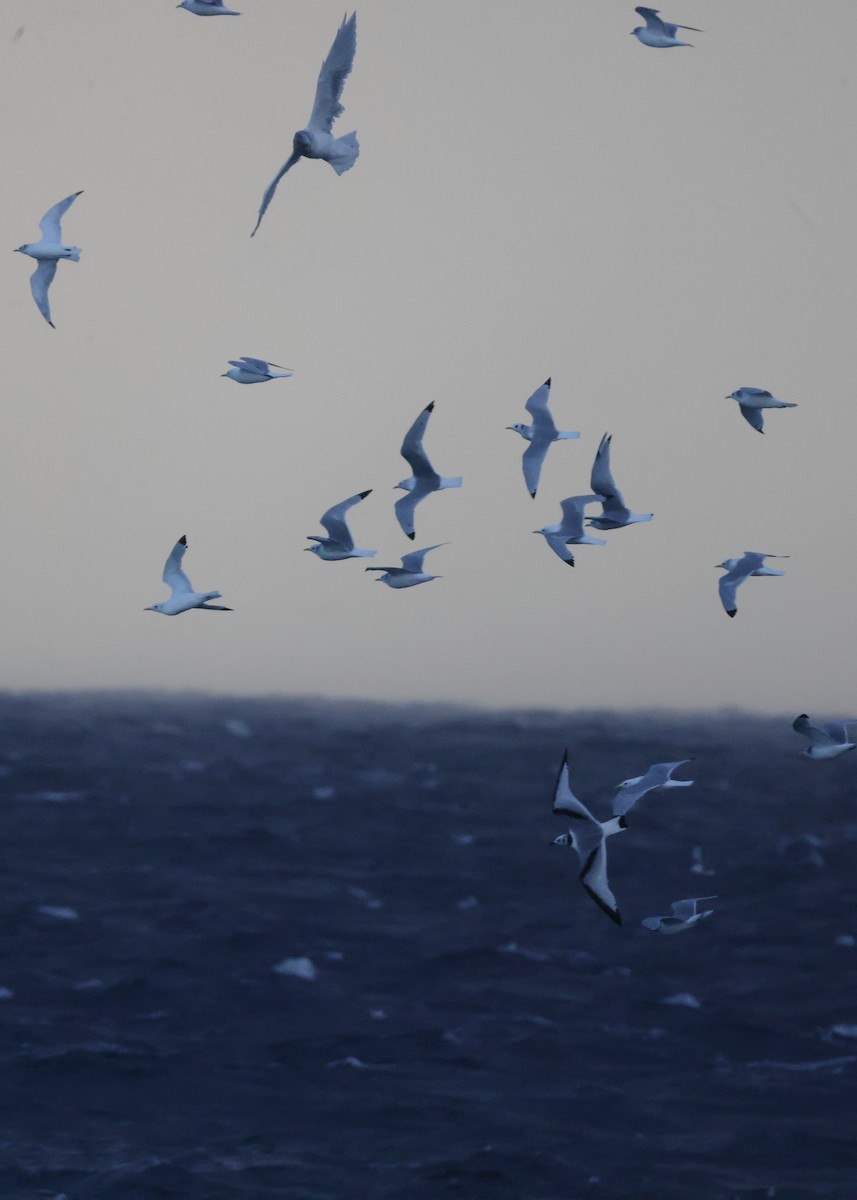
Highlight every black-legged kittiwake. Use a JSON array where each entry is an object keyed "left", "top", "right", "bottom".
[
  {"left": 588, "top": 434, "right": 653, "bottom": 530},
  {"left": 251, "top": 13, "right": 358, "bottom": 236},
  {"left": 144, "top": 536, "right": 232, "bottom": 615},
  {"left": 631, "top": 7, "right": 702, "bottom": 47},
  {"left": 717, "top": 551, "right": 787, "bottom": 618},
  {"left": 642, "top": 896, "right": 717, "bottom": 934},
  {"left": 534, "top": 495, "right": 606, "bottom": 567},
  {"left": 15, "top": 191, "right": 82, "bottom": 328},
  {"left": 792, "top": 714, "right": 857, "bottom": 760},
  {"left": 613, "top": 760, "right": 694, "bottom": 817},
  {"left": 366, "top": 543, "right": 446, "bottom": 588},
  {"left": 222, "top": 357, "right": 293, "bottom": 384},
  {"left": 394, "top": 403, "right": 462, "bottom": 541},
  {"left": 727, "top": 388, "right": 797, "bottom": 434},
  {"left": 551, "top": 751, "right": 626, "bottom": 926},
  {"left": 305, "top": 490, "right": 376, "bottom": 561},
  {"left": 507, "top": 378, "right": 580, "bottom": 499},
  {"left": 177, "top": 0, "right": 240, "bottom": 14}
]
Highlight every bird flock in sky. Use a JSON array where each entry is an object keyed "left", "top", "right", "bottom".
[{"left": 13, "top": 5, "right": 846, "bottom": 932}]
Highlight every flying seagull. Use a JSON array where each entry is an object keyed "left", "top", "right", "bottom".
[
  {"left": 726, "top": 388, "right": 797, "bottom": 434},
  {"left": 716, "top": 556, "right": 785, "bottom": 578},
  {"left": 587, "top": 433, "right": 653, "bottom": 530},
  {"left": 533, "top": 495, "right": 606, "bottom": 567},
  {"left": 251, "top": 12, "right": 358, "bottom": 236},
  {"left": 305, "top": 490, "right": 376, "bottom": 561},
  {"left": 792, "top": 714, "right": 857, "bottom": 760},
  {"left": 144, "top": 536, "right": 232, "bottom": 615},
  {"left": 394, "top": 403, "right": 462, "bottom": 540},
  {"left": 177, "top": 0, "right": 240, "bottom": 14},
  {"left": 551, "top": 751, "right": 626, "bottom": 925},
  {"left": 507, "top": 378, "right": 580, "bottom": 498},
  {"left": 613, "top": 760, "right": 694, "bottom": 817},
  {"left": 15, "top": 191, "right": 82, "bottom": 328},
  {"left": 222, "top": 357, "right": 293, "bottom": 384},
  {"left": 717, "top": 551, "right": 787, "bottom": 618},
  {"left": 642, "top": 897, "right": 717, "bottom": 934},
  {"left": 631, "top": 7, "right": 702, "bottom": 48},
  {"left": 366, "top": 543, "right": 446, "bottom": 588}
]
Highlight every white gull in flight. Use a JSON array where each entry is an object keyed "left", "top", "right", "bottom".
[
  {"left": 251, "top": 13, "right": 358, "bottom": 236},
  {"left": 177, "top": 0, "right": 240, "bottom": 14},
  {"left": 613, "top": 760, "right": 694, "bottom": 817},
  {"left": 587, "top": 434, "right": 653, "bottom": 530},
  {"left": 144, "top": 536, "right": 232, "bottom": 615},
  {"left": 551, "top": 751, "right": 626, "bottom": 926},
  {"left": 394, "top": 403, "right": 461, "bottom": 541},
  {"left": 642, "top": 897, "right": 717, "bottom": 934},
  {"left": 305, "top": 490, "right": 376, "bottom": 561},
  {"left": 792, "top": 714, "right": 857, "bottom": 760},
  {"left": 534, "top": 495, "right": 606, "bottom": 567},
  {"left": 631, "top": 7, "right": 702, "bottom": 48},
  {"left": 222, "top": 357, "right": 293, "bottom": 384},
  {"left": 726, "top": 388, "right": 797, "bottom": 434},
  {"left": 718, "top": 551, "right": 787, "bottom": 618},
  {"left": 366, "top": 543, "right": 446, "bottom": 588},
  {"left": 15, "top": 191, "right": 82, "bottom": 328},
  {"left": 507, "top": 378, "right": 580, "bottom": 499}
]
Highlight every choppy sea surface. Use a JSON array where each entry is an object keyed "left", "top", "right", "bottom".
[{"left": 1, "top": 693, "right": 856, "bottom": 1199}]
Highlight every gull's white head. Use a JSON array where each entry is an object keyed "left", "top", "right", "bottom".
[{"left": 552, "top": 832, "right": 573, "bottom": 847}]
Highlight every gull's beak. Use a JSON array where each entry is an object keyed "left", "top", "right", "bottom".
[{"left": 143, "top": 606, "right": 154, "bottom": 612}]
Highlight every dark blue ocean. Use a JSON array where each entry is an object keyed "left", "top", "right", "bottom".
[{"left": 1, "top": 694, "right": 855, "bottom": 1199}]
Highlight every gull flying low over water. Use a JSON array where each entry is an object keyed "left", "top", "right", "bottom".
[
  {"left": 631, "top": 7, "right": 702, "bottom": 48},
  {"left": 792, "top": 714, "right": 857, "bottom": 760},
  {"left": 717, "top": 551, "right": 787, "bottom": 618},
  {"left": 15, "top": 191, "right": 82, "bottom": 328},
  {"left": 305, "top": 490, "right": 376, "bottom": 561},
  {"left": 727, "top": 388, "right": 797, "bottom": 434},
  {"left": 613, "top": 760, "right": 694, "bottom": 817},
  {"left": 366, "top": 543, "right": 446, "bottom": 589},
  {"left": 177, "top": 0, "right": 240, "bottom": 13},
  {"left": 642, "top": 897, "right": 717, "bottom": 934},
  {"left": 507, "top": 378, "right": 580, "bottom": 498},
  {"left": 394, "top": 403, "right": 462, "bottom": 541},
  {"left": 534, "top": 495, "right": 605, "bottom": 567},
  {"left": 587, "top": 433, "right": 653, "bottom": 530},
  {"left": 551, "top": 751, "right": 626, "bottom": 926},
  {"left": 251, "top": 13, "right": 358, "bottom": 236},
  {"left": 222, "top": 357, "right": 293, "bottom": 384},
  {"left": 145, "top": 536, "right": 232, "bottom": 615}
]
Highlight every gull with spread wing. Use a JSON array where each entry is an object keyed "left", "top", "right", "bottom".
[
  {"left": 251, "top": 13, "right": 358, "bottom": 236},
  {"left": 792, "top": 714, "right": 857, "bottom": 760},
  {"left": 718, "top": 551, "right": 787, "bottom": 618},
  {"left": 631, "top": 6, "right": 702, "bottom": 47},
  {"left": 507, "top": 378, "right": 580, "bottom": 498},
  {"left": 177, "top": 0, "right": 240, "bottom": 14},
  {"left": 15, "top": 191, "right": 82, "bottom": 328},
  {"left": 305, "top": 490, "right": 376, "bottom": 561},
  {"left": 551, "top": 751, "right": 626, "bottom": 926},
  {"left": 613, "top": 760, "right": 694, "bottom": 817},
  {"left": 366, "top": 543, "right": 446, "bottom": 589},
  {"left": 642, "top": 897, "right": 717, "bottom": 934},
  {"left": 394, "top": 403, "right": 462, "bottom": 540},
  {"left": 222, "top": 357, "right": 293, "bottom": 385},
  {"left": 534, "top": 495, "right": 606, "bottom": 567},
  {"left": 726, "top": 387, "right": 797, "bottom": 434},
  {"left": 587, "top": 433, "right": 653, "bottom": 530},
  {"left": 144, "top": 536, "right": 232, "bottom": 615}
]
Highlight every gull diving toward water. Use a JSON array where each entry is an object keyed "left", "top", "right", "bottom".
[
  {"left": 551, "top": 751, "right": 626, "bottom": 926},
  {"left": 727, "top": 388, "right": 797, "bottom": 434},
  {"left": 305, "top": 490, "right": 376, "bottom": 561},
  {"left": 792, "top": 714, "right": 857, "bottom": 760},
  {"left": 588, "top": 433, "right": 653, "bottom": 530},
  {"left": 507, "top": 378, "right": 580, "bottom": 498},
  {"left": 394, "top": 403, "right": 462, "bottom": 540},
  {"left": 177, "top": 0, "right": 240, "bottom": 14},
  {"left": 642, "top": 897, "right": 717, "bottom": 934},
  {"left": 222, "top": 357, "right": 293, "bottom": 384},
  {"left": 534, "top": 495, "right": 605, "bottom": 567},
  {"left": 144, "top": 536, "right": 232, "bottom": 615},
  {"left": 15, "top": 191, "right": 82, "bottom": 328},
  {"left": 251, "top": 13, "right": 358, "bottom": 236},
  {"left": 366, "top": 543, "right": 446, "bottom": 588},
  {"left": 717, "top": 551, "right": 787, "bottom": 617},
  {"left": 631, "top": 7, "right": 702, "bottom": 47},
  {"left": 613, "top": 760, "right": 694, "bottom": 817}
]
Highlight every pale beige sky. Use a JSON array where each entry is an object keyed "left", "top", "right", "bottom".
[{"left": 1, "top": 1, "right": 855, "bottom": 711}]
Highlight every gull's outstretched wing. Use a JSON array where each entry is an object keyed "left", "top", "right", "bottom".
[
  {"left": 38, "top": 190, "right": 82, "bottom": 242},
  {"left": 394, "top": 481, "right": 435, "bottom": 541},
  {"left": 308, "top": 12, "right": 357, "bottom": 134},
  {"left": 824, "top": 720, "right": 857, "bottom": 743},
  {"left": 671, "top": 896, "right": 716, "bottom": 921},
  {"left": 236, "top": 357, "right": 272, "bottom": 374},
  {"left": 579, "top": 840, "right": 621, "bottom": 926},
  {"left": 718, "top": 552, "right": 765, "bottom": 617},
  {"left": 524, "top": 379, "right": 557, "bottom": 436},
  {"left": 318, "top": 490, "right": 371, "bottom": 548},
  {"left": 251, "top": 151, "right": 301, "bottom": 237},
  {"left": 400, "top": 543, "right": 446, "bottom": 573},
  {"left": 522, "top": 439, "right": 550, "bottom": 499},
  {"left": 400, "top": 403, "right": 437, "bottom": 478},
  {"left": 552, "top": 752, "right": 597, "bottom": 821},
  {"left": 739, "top": 405, "right": 765, "bottom": 434},
  {"left": 163, "top": 535, "right": 193, "bottom": 595},
  {"left": 29, "top": 260, "right": 57, "bottom": 328},
  {"left": 590, "top": 433, "right": 627, "bottom": 512},
  {"left": 635, "top": 7, "right": 668, "bottom": 32},
  {"left": 558, "top": 495, "right": 599, "bottom": 539}
]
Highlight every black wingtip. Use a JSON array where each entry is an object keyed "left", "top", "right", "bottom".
[
  {"left": 406, "top": 532, "right": 415, "bottom": 540},
  {"left": 727, "top": 609, "right": 736, "bottom": 618},
  {"left": 618, "top": 815, "right": 628, "bottom": 829},
  {"left": 529, "top": 490, "right": 537, "bottom": 499},
  {"left": 179, "top": 534, "right": 188, "bottom": 546},
  {"left": 359, "top": 489, "right": 372, "bottom": 499},
  {"left": 544, "top": 377, "right": 551, "bottom": 388},
  {"left": 425, "top": 401, "right": 435, "bottom": 413},
  {"left": 48, "top": 321, "right": 55, "bottom": 330},
  {"left": 566, "top": 558, "right": 575, "bottom": 567},
  {"left": 797, "top": 713, "right": 808, "bottom": 720}
]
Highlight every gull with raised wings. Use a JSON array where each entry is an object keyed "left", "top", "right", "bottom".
[
  {"left": 144, "top": 536, "right": 232, "bottom": 615},
  {"left": 534, "top": 495, "right": 606, "bottom": 567},
  {"left": 507, "top": 378, "right": 580, "bottom": 498},
  {"left": 551, "top": 751, "right": 626, "bottom": 926},
  {"left": 792, "top": 714, "right": 857, "bottom": 760},
  {"left": 613, "top": 760, "right": 694, "bottom": 817},
  {"left": 631, "top": 7, "right": 702, "bottom": 47},
  {"left": 366, "top": 543, "right": 446, "bottom": 589},
  {"left": 222, "top": 357, "right": 293, "bottom": 384},
  {"left": 15, "top": 191, "right": 82, "bottom": 328},
  {"left": 305, "top": 490, "right": 376, "bottom": 561},
  {"left": 394, "top": 403, "right": 461, "bottom": 540},
  {"left": 587, "top": 433, "right": 653, "bottom": 530},
  {"left": 642, "top": 897, "right": 716, "bottom": 934}
]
